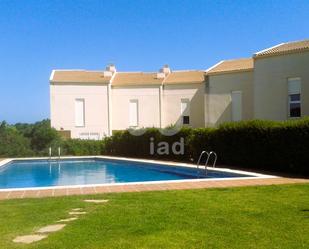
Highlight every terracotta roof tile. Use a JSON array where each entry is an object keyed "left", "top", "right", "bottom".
[
  {"left": 206, "top": 58, "right": 253, "bottom": 75},
  {"left": 51, "top": 70, "right": 111, "bottom": 83},
  {"left": 164, "top": 71, "right": 205, "bottom": 84},
  {"left": 254, "top": 39, "right": 309, "bottom": 57},
  {"left": 112, "top": 72, "right": 163, "bottom": 86}
]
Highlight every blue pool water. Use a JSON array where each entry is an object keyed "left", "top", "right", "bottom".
[{"left": 0, "top": 159, "right": 250, "bottom": 189}]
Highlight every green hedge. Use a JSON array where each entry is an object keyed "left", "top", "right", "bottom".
[
  {"left": 103, "top": 118, "right": 309, "bottom": 175},
  {"left": 2, "top": 118, "right": 308, "bottom": 175},
  {"left": 104, "top": 127, "right": 193, "bottom": 161},
  {"left": 208, "top": 119, "right": 309, "bottom": 174}
]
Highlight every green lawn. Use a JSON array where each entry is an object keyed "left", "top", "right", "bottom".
[{"left": 0, "top": 184, "right": 308, "bottom": 249}]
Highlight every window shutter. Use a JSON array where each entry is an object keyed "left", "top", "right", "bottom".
[
  {"left": 181, "top": 99, "right": 190, "bottom": 116},
  {"left": 129, "top": 100, "right": 138, "bottom": 127},
  {"left": 75, "top": 99, "right": 85, "bottom": 127},
  {"left": 288, "top": 78, "right": 301, "bottom": 94}
]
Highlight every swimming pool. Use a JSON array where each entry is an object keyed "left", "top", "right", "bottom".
[{"left": 0, "top": 158, "right": 255, "bottom": 189}]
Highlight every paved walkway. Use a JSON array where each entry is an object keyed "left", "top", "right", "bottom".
[{"left": 0, "top": 177, "right": 308, "bottom": 200}]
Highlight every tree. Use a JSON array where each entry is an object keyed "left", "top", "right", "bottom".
[
  {"left": 30, "top": 119, "right": 61, "bottom": 152},
  {"left": 0, "top": 121, "right": 32, "bottom": 157}
]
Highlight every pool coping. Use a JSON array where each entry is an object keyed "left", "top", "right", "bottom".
[{"left": 0, "top": 156, "right": 308, "bottom": 199}]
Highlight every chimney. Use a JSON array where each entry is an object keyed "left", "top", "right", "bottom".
[
  {"left": 156, "top": 72, "right": 165, "bottom": 79},
  {"left": 104, "top": 64, "right": 116, "bottom": 77},
  {"left": 160, "top": 64, "right": 171, "bottom": 75},
  {"left": 157, "top": 64, "right": 171, "bottom": 79}
]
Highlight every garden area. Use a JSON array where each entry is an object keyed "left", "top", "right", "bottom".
[{"left": 0, "top": 184, "right": 308, "bottom": 248}]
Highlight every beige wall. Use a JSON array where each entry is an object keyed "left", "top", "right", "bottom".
[
  {"left": 205, "top": 71, "right": 254, "bottom": 126},
  {"left": 162, "top": 83, "right": 205, "bottom": 128},
  {"left": 254, "top": 51, "right": 309, "bottom": 120},
  {"left": 111, "top": 86, "right": 160, "bottom": 130},
  {"left": 50, "top": 83, "right": 109, "bottom": 139}
]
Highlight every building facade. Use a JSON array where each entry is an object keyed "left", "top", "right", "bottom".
[{"left": 50, "top": 39, "right": 309, "bottom": 139}]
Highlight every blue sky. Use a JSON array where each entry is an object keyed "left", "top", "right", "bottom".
[{"left": 0, "top": 0, "right": 308, "bottom": 123}]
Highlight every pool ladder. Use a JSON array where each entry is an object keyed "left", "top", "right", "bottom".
[
  {"left": 48, "top": 147, "right": 61, "bottom": 161},
  {"left": 196, "top": 150, "right": 217, "bottom": 177}
]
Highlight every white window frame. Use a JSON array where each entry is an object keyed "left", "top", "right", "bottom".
[
  {"left": 129, "top": 99, "right": 139, "bottom": 127},
  {"left": 288, "top": 77, "right": 301, "bottom": 119},
  {"left": 75, "top": 98, "right": 85, "bottom": 127}
]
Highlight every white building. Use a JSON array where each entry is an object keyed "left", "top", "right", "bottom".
[
  {"left": 50, "top": 65, "right": 205, "bottom": 139},
  {"left": 50, "top": 39, "right": 309, "bottom": 139}
]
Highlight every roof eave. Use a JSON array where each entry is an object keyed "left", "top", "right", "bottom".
[
  {"left": 253, "top": 48, "right": 309, "bottom": 59},
  {"left": 163, "top": 80, "right": 205, "bottom": 85},
  {"left": 50, "top": 80, "right": 110, "bottom": 85},
  {"left": 111, "top": 83, "right": 162, "bottom": 87}
]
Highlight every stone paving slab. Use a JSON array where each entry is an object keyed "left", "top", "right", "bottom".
[
  {"left": 57, "top": 217, "right": 78, "bottom": 223},
  {"left": 84, "top": 199, "right": 109, "bottom": 203},
  {"left": 69, "top": 211, "right": 87, "bottom": 215},
  {"left": 0, "top": 192, "right": 9, "bottom": 199},
  {"left": 0, "top": 177, "right": 308, "bottom": 200},
  {"left": 13, "top": 234, "right": 47, "bottom": 244},
  {"left": 67, "top": 188, "right": 82, "bottom": 195},
  {"left": 37, "top": 224, "right": 66, "bottom": 233}
]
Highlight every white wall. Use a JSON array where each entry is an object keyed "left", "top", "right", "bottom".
[
  {"left": 162, "top": 84, "right": 205, "bottom": 128},
  {"left": 50, "top": 83, "right": 109, "bottom": 139},
  {"left": 111, "top": 86, "right": 161, "bottom": 131}
]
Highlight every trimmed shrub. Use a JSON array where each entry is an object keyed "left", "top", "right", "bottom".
[
  {"left": 209, "top": 119, "right": 309, "bottom": 174},
  {"left": 103, "top": 118, "right": 309, "bottom": 175},
  {"left": 104, "top": 127, "right": 193, "bottom": 161}
]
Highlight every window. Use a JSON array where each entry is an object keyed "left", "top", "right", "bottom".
[
  {"left": 181, "top": 99, "right": 190, "bottom": 125},
  {"left": 129, "top": 100, "right": 138, "bottom": 127},
  {"left": 288, "top": 78, "right": 301, "bottom": 118},
  {"left": 182, "top": 116, "right": 190, "bottom": 124},
  {"left": 75, "top": 99, "right": 85, "bottom": 127},
  {"left": 231, "top": 91, "right": 242, "bottom": 121}
]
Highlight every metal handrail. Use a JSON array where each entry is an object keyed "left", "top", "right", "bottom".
[
  {"left": 49, "top": 147, "right": 52, "bottom": 161},
  {"left": 197, "top": 150, "right": 218, "bottom": 178},
  {"left": 197, "top": 151, "right": 209, "bottom": 177},
  {"left": 58, "top": 147, "right": 61, "bottom": 161},
  {"left": 205, "top": 151, "right": 217, "bottom": 168}
]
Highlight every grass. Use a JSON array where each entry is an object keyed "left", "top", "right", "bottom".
[{"left": 0, "top": 184, "right": 308, "bottom": 249}]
